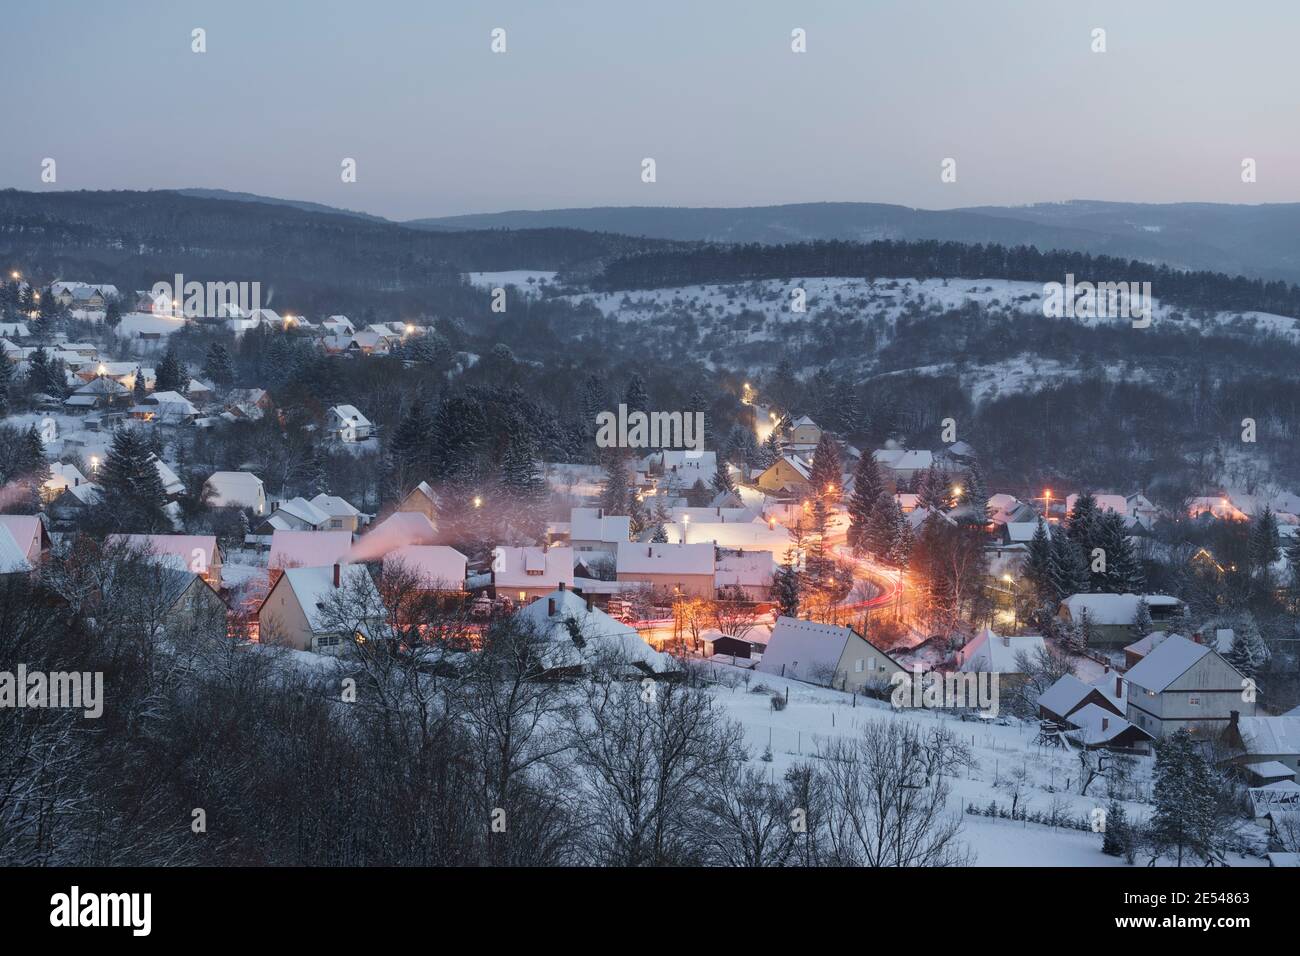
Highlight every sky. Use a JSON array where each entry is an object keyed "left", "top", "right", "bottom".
[{"left": 2, "top": 0, "right": 1297, "bottom": 220}]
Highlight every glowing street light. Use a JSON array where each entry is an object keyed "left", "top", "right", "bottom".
[
  {"left": 473, "top": 495, "right": 483, "bottom": 508},
  {"left": 90, "top": 455, "right": 99, "bottom": 473},
  {"left": 10, "top": 271, "right": 20, "bottom": 281}
]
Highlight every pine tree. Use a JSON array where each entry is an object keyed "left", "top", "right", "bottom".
[
  {"left": 155, "top": 347, "right": 187, "bottom": 393},
  {"left": 866, "top": 488, "right": 901, "bottom": 560},
  {"left": 775, "top": 551, "right": 801, "bottom": 618},
  {"left": 710, "top": 464, "right": 736, "bottom": 498},
  {"left": 1150, "top": 729, "right": 1224, "bottom": 866},
  {"left": 1226, "top": 613, "right": 1269, "bottom": 680},
  {"left": 133, "top": 367, "right": 147, "bottom": 403},
  {"left": 0, "top": 353, "right": 11, "bottom": 416},
  {"left": 1050, "top": 533, "right": 1090, "bottom": 600},
  {"left": 98, "top": 428, "right": 171, "bottom": 532},
  {"left": 104, "top": 297, "right": 122, "bottom": 328},
  {"left": 1101, "top": 798, "right": 1131, "bottom": 857},
  {"left": 430, "top": 395, "right": 487, "bottom": 483},
  {"left": 1131, "top": 598, "right": 1154, "bottom": 642},
  {"left": 623, "top": 374, "right": 649, "bottom": 415},
  {"left": 759, "top": 429, "right": 784, "bottom": 468},
  {"left": 1249, "top": 506, "right": 1281, "bottom": 588},
  {"left": 1096, "top": 510, "right": 1144, "bottom": 593},
  {"left": 847, "top": 453, "right": 883, "bottom": 552},
  {"left": 202, "top": 341, "right": 235, "bottom": 388},
  {"left": 831, "top": 380, "right": 861, "bottom": 435},
  {"left": 599, "top": 454, "right": 631, "bottom": 516},
  {"left": 915, "top": 465, "right": 947, "bottom": 511},
  {"left": 1024, "top": 518, "right": 1055, "bottom": 605},
  {"left": 963, "top": 460, "right": 989, "bottom": 523},
  {"left": 1066, "top": 492, "right": 1100, "bottom": 553},
  {"left": 807, "top": 432, "right": 841, "bottom": 498}
]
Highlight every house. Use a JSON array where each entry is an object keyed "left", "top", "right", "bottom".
[
  {"left": 204, "top": 471, "right": 267, "bottom": 515},
  {"left": 715, "top": 550, "right": 775, "bottom": 601},
  {"left": 257, "top": 497, "right": 331, "bottom": 533},
  {"left": 309, "top": 493, "right": 366, "bottom": 532},
  {"left": 954, "top": 628, "right": 1046, "bottom": 683},
  {"left": 757, "top": 616, "right": 904, "bottom": 693},
  {"left": 268, "top": 530, "right": 355, "bottom": 572},
  {"left": 1060, "top": 703, "right": 1154, "bottom": 752},
  {"left": 661, "top": 518, "right": 790, "bottom": 556},
  {"left": 257, "top": 562, "right": 383, "bottom": 653},
  {"left": 224, "top": 388, "right": 271, "bottom": 421},
  {"left": 786, "top": 415, "right": 822, "bottom": 448},
  {"left": 493, "top": 546, "right": 575, "bottom": 604},
  {"left": 987, "top": 494, "right": 1037, "bottom": 525},
  {"left": 0, "top": 526, "right": 35, "bottom": 575},
  {"left": 42, "top": 461, "right": 89, "bottom": 502},
  {"left": 153, "top": 568, "right": 227, "bottom": 634},
  {"left": 48, "top": 481, "right": 102, "bottom": 524},
  {"left": 382, "top": 545, "right": 467, "bottom": 593},
  {"left": 114, "top": 313, "right": 186, "bottom": 341},
  {"left": 1123, "top": 629, "right": 1233, "bottom": 669},
  {"left": 1222, "top": 714, "right": 1300, "bottom": 783},
  {"left": 654, "top": 450, "right": 718, "bottom": 491},
  {"left": 1123, "top": 634, "right": 1256, "bottom": 739},
  {"left": 1126, "top": 493, "right": 1161, "bottom": 528},
  {"left": 1038, "top": 672, "right": 1126, "bottom": 724},
  {"left": 129, "top": 390, "right": 198, "bottom": 424},
  {"left": 0, "top": 515, "right": 51, "bottom": 568},
  {"left": 66, "top": 375, "right": 130, "bottom": 410},
  {"left": 327, "top": 405, "right": 373, "bottom": 443},
  {"left": 321, "top": 315, "right": 355, "bottom": 336},
  {"left": 52, "top": 281, "right": 119, "bottom": 310},
  {"left": 348, "top": 331, "right": 392, "bottom": 355},
  {"left": 701, "top": 628, "right": 769, "bottom": 660},
  {"left": 755, "top": 455, "right": 812, "bottom": 495},
  {"left": 109, "top": 533, "right": 223, "bottom": 590},
  {"left": 513, "top": 587, "right": 676, "bottom": 676},
  {"left": 569, "top": 507, "right": 631, "bottom": 556},
  {"left": 1059, "top": 593, "right": 1184, "bottom": 647},
  {"left": 872, "top": 444, "right": 934, "bottom": 487},
  {"left": 397, "top": 481, "right": 438, "bottom": 523},
  {"left": 149, "top": 455, "right": 186, "bottom": 498},
  {"left": 615, "top": 542, "right": 715, "bottom": 600}
]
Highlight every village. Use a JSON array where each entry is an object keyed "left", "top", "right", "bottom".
[{"left": 1, "top": 271, "right": 1298, "bottom": 870}]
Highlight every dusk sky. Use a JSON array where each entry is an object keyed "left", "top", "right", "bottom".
[{"left": 3, "top": 0, "right": 1296, "bottom": 219}]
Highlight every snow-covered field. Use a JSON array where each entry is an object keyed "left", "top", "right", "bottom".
[
  {"left": 466, "top": 271, "right": 559, "bottom": 296},
  {"left": 698, "top": 660, "right": 1270, "bottom": 867}
]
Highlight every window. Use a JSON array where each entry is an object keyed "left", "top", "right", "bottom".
[
  {"left": 854, "top": 659, "right": 863, "bottom": 673},
  {"left": 1188, "top": 695, "right": 1201, "bottom": 707}
]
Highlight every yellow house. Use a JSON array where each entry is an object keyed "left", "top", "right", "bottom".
[{"left": 756, "top": 455, "right": 812, "bottom": 495}]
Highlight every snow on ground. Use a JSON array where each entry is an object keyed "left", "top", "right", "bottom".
[
  {"left": 699, "top": 659, "right": 1268, "bottom": 867},
  {"left": 466, "top": 271, "right": 559, "bottom": 296}
]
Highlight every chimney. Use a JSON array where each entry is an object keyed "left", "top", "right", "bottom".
[
  {"left": 1115, "top": 675, "right": 1123, "bottom": 699},
  {"left": 1229, "top": 709, "right": 1240, "bottom": 732},
  {"left": 1102, "top": 662, "right": 1110, "bottom": 674},
  {"left": 332, "top": 563, "right": 341, "bottom": 588},
  {"left": 586, "top": 594, "right": 594, "bottom": 612},
  {"left": 1192, "top": 631, "right": 1203, "bottom": 645},
  {"left": 648, "top": 546, "right": 653, "bottom": 557},
  {"left": 1002, "top": 635, "right": 1010, "bottom": 647},
  {"left": 1101, "top": 716, "right": 1109, "bottom": 732},
  {"left": 597, "top": 507, "right": 603, "bottom": 518},
  {"left": 558, "top": 580, "right": 565, "bottom": 591},
  {"left": 547, "top": 598, "right": 556, "bottom": 617}
]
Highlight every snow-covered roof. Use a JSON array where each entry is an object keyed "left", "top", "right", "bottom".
[
  {"left": 570, "top": 507, "right": 631, "bottom": 544},
  {"left": 756, "top": 617, "right": 885, "bottom": 682},
  {"left": 309, "top": 493, "right": 362, "bottom": 518},
  {"left": 873, "top": 448, "right": 933, "bottom": 471},
  {"left": 382, "top": 545, "right": 467, "bottom": 589},
  {"left": 1237, "top": 716, "right": 1300, "bottom": 757},
  {"left": 1037, "top": 673, "right": 1097, "bottom": 719},
  {"left": 280, "top": 563, "right": 381, "bottom": 635},
  {"left": 1065, "top": 703, "right": 1151, "bottom": 747},
  {"left": 269, "top": 530, "right": 354, "bottom": 570},
  {"left": 0, "top": 526, "right": 32, "bottom": 574},
  {"left": 715, "top": 551, "right": 775, "bottom": 589},
  {"left": 330, "top": 404, "right": 372, "bottom": 428},
  {"left": 616, "top": 541, "right": 714, "bottom": 576},
  {"left": 1065, "top": 493, "right": 1128, "bottom": 516},
  {"left": 1062, "top": 593, "right": 1181, "bottom": 626},
  {"left": 272, "top": 496, "right": 331, "bottom": 528},
  {"left": 114, "top": 313, "right": 185, "bottom": 337},
  {"left": 109, "top": 534, "right": 218, "bottom": 573},
  {"left": 514, "top": 588, "right": 676, "bottom": 674},
  {"left": 661, "top": 519, "right": 789, "bottom": 554},
  {"left": 204, "top": 471, "right": 264, "bottom": 508},
  {"left": 1123, "top": 634, "right": 1212, "bottom": 693},
  {"left": 494, "top": 546, "right": 575, "bottom": 590},
  {"left": 957, "top": 628, "right": 1045, "bottom": 674},
  {"left": 1004, "top": 520, "right": 1048, "bottom": 543}
]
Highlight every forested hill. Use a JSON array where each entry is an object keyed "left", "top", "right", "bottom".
[
  {"left": 596, "top": 239, "right": 1300, "bottom": 320},
  {"left": 0, "top": 189, "right": 682, "bottom": 315}
]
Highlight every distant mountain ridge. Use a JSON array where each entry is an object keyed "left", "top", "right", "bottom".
[{"left": 405, "top": 200, "right": 1300, "bottom": 284}]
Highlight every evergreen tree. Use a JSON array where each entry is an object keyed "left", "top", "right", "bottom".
[
  {"left": 650, "top": 521, "right": 669, "bottom": 544},
  {"left": 623, "top": 374, "right": 649, "bottom": 415},
  {"left": 847, "top": 453, "right": 884, "bottom": 552},
  {"left": 1150, "top": 729, "right": 1224, "bottom": 866},
  {"left": 775, "top": 552, "right": 801, "bottom": 618},
  {"left": 807, "top": 432, "right": 841, "bottom": 498},
  {"left": 710, "top": 464, "right": 736, "bottom": 498},
  {"left": 1049, "top": 533, "right": 1090, "bottom": 600},
  {"left": 104, "top": 297, "right": 122, "bottom": 329},
  {"left": 1066, "top": 492, "right": 1100, "bottom": 553},
  {"left": 1249, "top": 506, "right": 1281, "bottom": 588},
  {"left": 1226, "top": 613, "right": 1270, "bottom": 681},
  {"left": 0, "top": 353, "right": 11, "bottom": 416},
  {"left": 1131, "top": 598, "right": 1154, "bottom": 642},
  {"left": 831, "top": 379, "right": 861, "bottom": 435},
  {"left": 915, "top": 465, "right": 947, "bottom": 511},
  {"left": 1024, "top": 518, "right": 1056, "bottom": 606},
  {"left": 202, "top": 341, "right": 235, "bottom": 388},
  {"left": 963, "top": 460, "right": 990, "bottom": 524},
  {"left": 155, "top": 346, "right": 188, "bottom": 393},
  {"left": 1096, "top": 510, "right": 1144, "bottom": 593},
  {"left": 133, "top": 367, "right": 147, "bottom": 403},
  {"left": 429, "top": 395, "right": 487, "bottom": 483},
  {"left": 759, "top": 428, "right": 784, "bottom": 468},
  {"left": 1101, "top": 798, "right": 1131, "bottom": 858},
  {"left": 98, "top": 428, "right": 171, "bottom": 533},
  {"left": 599, "top": 454, "right": 631, "bottom": 516},
  {"left": 500, "top": 435, "right": 545, "bottom": 504},
  {"left": 866, "top": 488, "right": 902, "bottom": 560}
]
